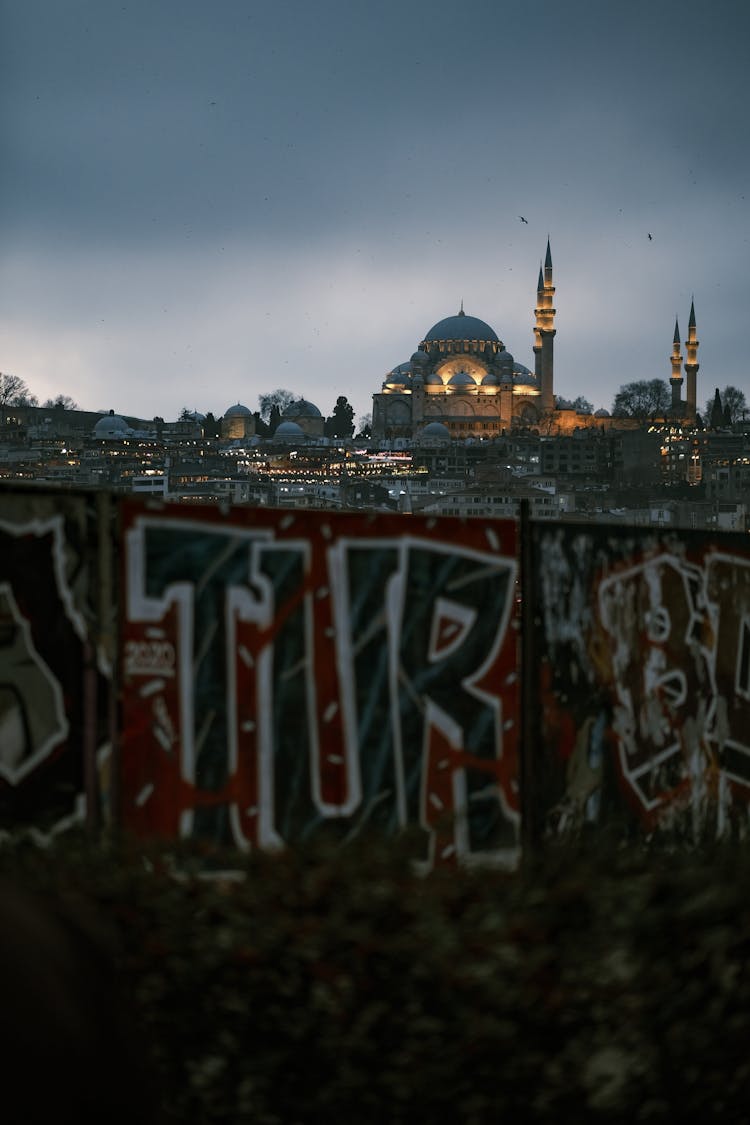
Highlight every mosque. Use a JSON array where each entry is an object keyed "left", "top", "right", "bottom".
[
  {"left": 371, "top": 240, "right": 700, "bottom": 441},
  {"left": 87, "top": 239, "right": 701, "bottom": 445}
]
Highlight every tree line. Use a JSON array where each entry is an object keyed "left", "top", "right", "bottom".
[
  {"left": 7, "top": 366, "right": 746, "bottom": 435},
  {"left": 2, "top": 373, "right": 368, "bottom": 437},
  {"left": 610, "top": 378, "right": 747, "bottom": 426},
  {"left": 0, "top": 372, "right": 77, "bottom": 411}
]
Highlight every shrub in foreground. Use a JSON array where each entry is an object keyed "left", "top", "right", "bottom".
[{"left": 2, "top": 834, "right": 750, "bottom": 1123}]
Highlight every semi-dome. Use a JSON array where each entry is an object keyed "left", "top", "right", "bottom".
[
  {"left": 513, "top": 363, "right": 535, "bottom": 385},
  {"left": 283, "top": 398, "right": 322, "bottom": 418},
  {"left": 384, "top": 362, "right": 412, "bottom": 386},
  {"left": 594, "top": 408, "right": 611, "bottom": 418},
  {"left": 225, "top": 402, "right": 252, "bottom": 416},
  {"left": 410, "top": 350, "right": 429, "bottom": 365},
  {"left": 423, "top": 308, "right": 498, "bottom": 344},
  {"left": 481, "top": 371, "right": 500, "bottom": 386},
  {"left": 448, "top": 370, "right": 476, "bottom": 387}
]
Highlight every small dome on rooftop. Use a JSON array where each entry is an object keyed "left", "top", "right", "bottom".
[
  {"left": 275, "top": 420, "right": 306, "bottom": 438},
  {"left": 513, "top": 363, "right": 535, "bottom": 385},
  {"left": 448, "top": 370, "right": 477, "bottom": 387},
  {"left": 384, "top": 363, "right": 412, "bottom": 387},
  {"left": 420, "top": 421, "right": 451, "bottom": 440},
  {"left": 93, "top": 411, "right": 129, "bottom": 438},
  {"left": 283, "top": 398, "right": 322, "bottom": 418}
]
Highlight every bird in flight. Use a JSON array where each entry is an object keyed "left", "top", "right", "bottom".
[
  {"left": 518, "top": 215, "right": 528, "bottom": 224},
  {"left": 647, "top": 233, "right": 653, "bottom": 240}
]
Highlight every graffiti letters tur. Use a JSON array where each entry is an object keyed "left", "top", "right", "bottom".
[{"left": 122, "top": 513, "right": 519, "bottom": 865}]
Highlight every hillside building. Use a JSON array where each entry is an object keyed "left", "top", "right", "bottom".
[{"left": 372, "top": 241, "right": 701, "bottom": 440}]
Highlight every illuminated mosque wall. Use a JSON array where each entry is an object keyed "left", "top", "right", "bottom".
[{"left": 372, "top": 240, "right": 699, "bottom": 442}]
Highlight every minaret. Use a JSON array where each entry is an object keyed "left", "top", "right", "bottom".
[
  {"left": 533, "top": 263, "right": 543, "bottom": 385},
  {"left": 684, "top": 298, "right": 699, "bottom": 421},
  {"left": 670, "top": 318, "right": 683, "bottom": 414},
  {"left": 534, "top": 238, "right": 556, "bottom": 411}
]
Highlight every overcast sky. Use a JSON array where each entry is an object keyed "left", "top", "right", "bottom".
[{"left": 1, "top": 0, "right": 748, "bottom": 427}]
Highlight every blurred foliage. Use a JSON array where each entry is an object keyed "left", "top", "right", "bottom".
[{"left": 3, "top": 830, "right": 750, "bottom": 1123}]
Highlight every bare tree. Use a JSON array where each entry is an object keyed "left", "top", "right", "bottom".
[
  {"left": 43, "top": 394, "right": 78, "bottom": 411},
  {"left": 0, "top": 372, "right": 37, "bottom": 407},
  {"left": 258, "top": 389, "right": 297, "bottom": 422},
  {"left": 355, "top": 411, "right": 372, "bottom": 438},
  {"left": 555, "top": 395, "right": 593, "bottom": 413},
  {"left": 611, "top": 379, "right": 670, "bottom": 419}
]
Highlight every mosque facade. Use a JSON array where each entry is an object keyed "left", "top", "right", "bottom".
[{"left": 371, "top": 241, "right": 700, "bottom": 441}]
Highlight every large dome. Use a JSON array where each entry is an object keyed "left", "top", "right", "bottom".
[{"left": 423, "top": 309, "right": 498, "bottom": 344}]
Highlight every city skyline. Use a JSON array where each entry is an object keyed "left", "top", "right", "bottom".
[{"left": 1, "top": 0, "right": 748, "bottom": 428}]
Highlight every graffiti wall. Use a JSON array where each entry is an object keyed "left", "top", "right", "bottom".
[
  {"left": 0, "top": 487, "right": 112, "bottom": 833},
  {"left": 531, "top": 523, "right": 750, "bottom": 838},
  {"left": 119, "top": 502, "right": 520, "bottom": 865},
  {"left": 8, "top": 477, "right": 750, "bottom": 853}
]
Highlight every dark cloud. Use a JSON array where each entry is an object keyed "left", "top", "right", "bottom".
[{"left": 1, "top": 0, "right": 749, "bottom": 424}]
